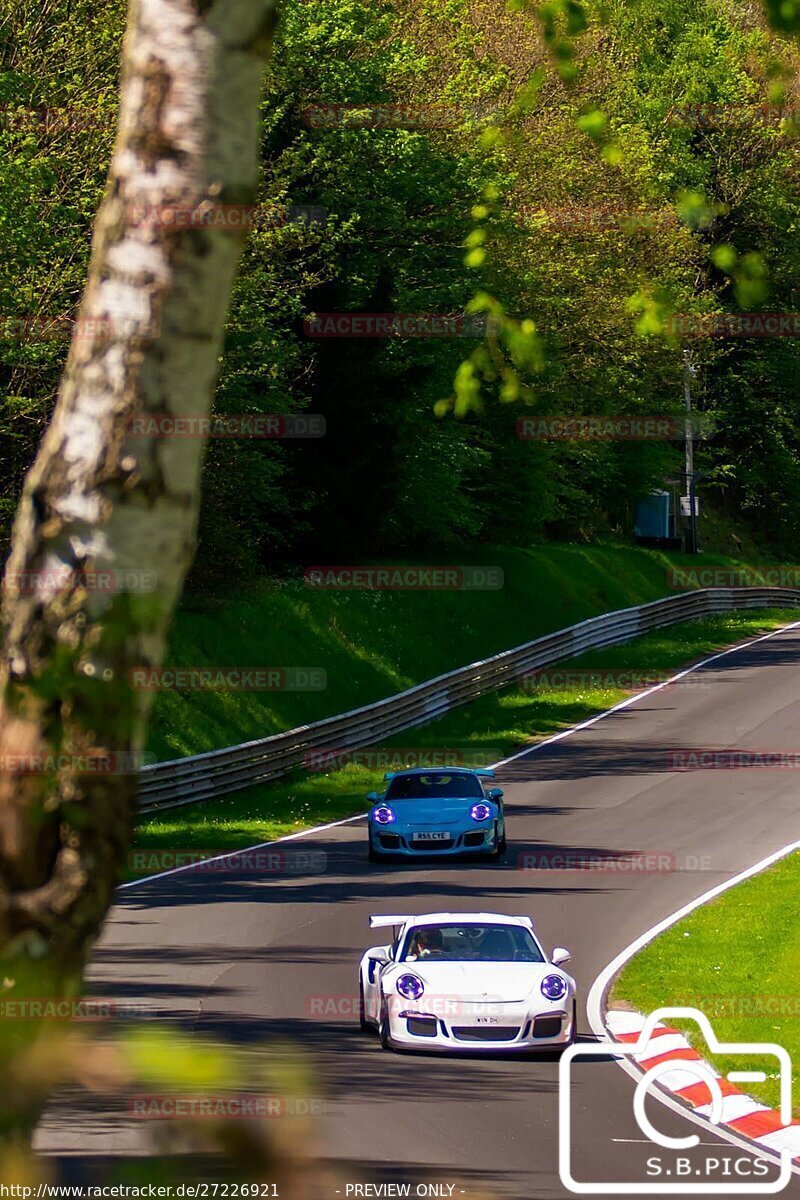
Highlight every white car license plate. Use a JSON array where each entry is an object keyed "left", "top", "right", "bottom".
[
  {"left": 412, "top": 832, "right": 450, "bottom": 843},
  {"left": 476, "top": 1017, "right": 499, "bottom": 1025}
]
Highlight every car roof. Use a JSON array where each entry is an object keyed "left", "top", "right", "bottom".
[{"left": 387, "top": 766, "right": 486, "bottom": 777}]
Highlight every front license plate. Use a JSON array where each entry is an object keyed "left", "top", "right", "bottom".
[
  {"left": 412, "top": 832, "right": 450, "bottom": 842},
  {"left": 476, "top": 1017, "right": 499, "bottom": 1025}
]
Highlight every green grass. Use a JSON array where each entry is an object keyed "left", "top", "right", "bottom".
[
  {"left": 613, "top": 851, "right": 800, "bottom": 1116},
  {"left": 149, "top": 542, "right": 766, "bottom": 763},
  {"left": 132, "top": 605, "right": 799, "bottom": 878}
]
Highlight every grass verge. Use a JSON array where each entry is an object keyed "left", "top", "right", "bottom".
[
  {"left": 612, "top": 849, "right": 800, "bottom": 1116},
  {"left": 131, "top": 607, "right": 798, "bottom": 878}
]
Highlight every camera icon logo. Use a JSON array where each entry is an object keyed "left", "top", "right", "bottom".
[{"left": 559, "top": 1007, "right": 794, "bottom": 1194}]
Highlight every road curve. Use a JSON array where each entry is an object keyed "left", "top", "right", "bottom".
[{"left": 37, "top": 623, "right": 800, "bottom": 1198}]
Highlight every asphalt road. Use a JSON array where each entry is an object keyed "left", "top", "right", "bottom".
[{"left": 37, "top": 622, "right": 800, "bottom": 1198}]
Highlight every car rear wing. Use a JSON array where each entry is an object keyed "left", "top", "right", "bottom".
[{"left": 369, "top": 915, "right": 411, "bottom": 929}]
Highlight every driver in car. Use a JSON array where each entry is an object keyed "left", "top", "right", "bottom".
[{"left": 406, "top": 928, "right": 445, "bottom": 960}]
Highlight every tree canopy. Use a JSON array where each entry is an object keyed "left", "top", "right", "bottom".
[{"left": 1, "top": 0, "right": 798, "bottom": 576}]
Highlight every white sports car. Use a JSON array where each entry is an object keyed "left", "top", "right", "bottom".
[{"left": 358, "top": 911, "right": 577, "bottom": 1052}]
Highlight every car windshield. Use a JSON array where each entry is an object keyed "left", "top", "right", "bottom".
[
  {"left": 385, "top": 772, "right": 484, "bottom": 801},
  {"left": 401, "top": 923, "right": 544, "bottom": 963}
]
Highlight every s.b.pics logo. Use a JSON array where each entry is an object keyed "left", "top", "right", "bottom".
[{"left": 559, "top": 1008, "right": 795, "bottom": 1194}]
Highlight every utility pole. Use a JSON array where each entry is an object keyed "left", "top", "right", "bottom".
[{"left": 683, "top": 350, "right": 699, "bottom": 554}]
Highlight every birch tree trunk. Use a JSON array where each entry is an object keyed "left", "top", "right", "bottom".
[{"left": 0, "top": 0, "right": 275, "bottom": 1127}]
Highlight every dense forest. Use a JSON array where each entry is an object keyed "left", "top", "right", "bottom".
[{"left": 1, "top": 0, "right": 799, "bottom": 584}]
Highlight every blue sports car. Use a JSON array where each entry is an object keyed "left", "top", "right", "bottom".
[{"left": 366, "top": 767, "right": 506, "bottom": 862}]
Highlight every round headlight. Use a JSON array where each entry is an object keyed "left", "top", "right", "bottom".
[
  {"left": 541, "top": 973, "right": 568, "bottom": 1001},
  {"left": 396, "top": 974, "right": 425, "bottom": 1000},
  {"left": 371, "top": 805, "right": 396, "bottom": 825},
  {"left": 470, "top": 803, "right": 491, "bottom": 822}
]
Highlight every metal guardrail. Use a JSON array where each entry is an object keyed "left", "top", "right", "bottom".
[{"left": 137, "top": 587, "right": 800, "bottom": 814}]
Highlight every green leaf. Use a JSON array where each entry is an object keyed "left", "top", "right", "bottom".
[
  {"left": 711, "top": 244, "right": 738, "bottom": 273},
  {"left": 464, "top": 247, "right": 487, "bottom": 268},
  {"left": 576, "top": 107, "right": 607, "bottom": 142},
  {"left": 676, "top": 189, "right": 718, "bottom": 231}
]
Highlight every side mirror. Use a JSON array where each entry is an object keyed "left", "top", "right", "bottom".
[
  {"left": 551, "top": 947, "right": 571, "bottom": 967},
  {"left": 366, "top": 791, "right": 380, "bottom": 804},
  {"left": 367, "top": 947, "right": 391, "bottom": 983},
  {"left": 486, "top": 787, "right": 504, "bottom": 801}
]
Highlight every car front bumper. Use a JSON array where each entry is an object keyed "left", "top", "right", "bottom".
[
  {"left": 382, "top": 997, "right": 575, "bottom": 1051},
  {"left": 369, "top": 825, "right": 498, "bottom": 858}
]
